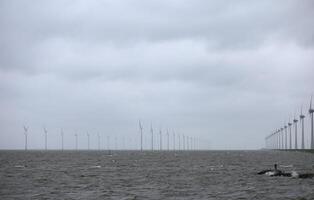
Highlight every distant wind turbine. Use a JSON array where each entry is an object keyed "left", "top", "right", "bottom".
[
  {"left": 293, "top": 113, "right": 298, "bottom": 149},
  {"left": 150, "top": 123, "right": 154, "bottom": 151},
  {"left": 43, "top": 127, "right": 48, "bottom": 150},
  {"left": 159, "top": 128, "right": 162, "bottom": 151},
  {"left": 167, "top": 129, "right": 169, "bottom": 151},
  {"left": 284, "top": 123, "right": 287, "bottom": 150},
  {"left": 309, "top": 95, "right": 314, "bottom": 149},
  {"left": 280, "top": 127, "right": 284, "bottom": 149},
  {"left": 23, "top": 126, "right": 28, "bottom": 151},
  {"left": 300, "top": 106, "right": 305, "bottom": 149},
  {"left": 178, "top": 134, "right": 181, "bottom": 151},
  {"left": 97, "top": 133, "right": 100, "bottom": 150},
  {"left": 288, "top": 120, "right": 292, "bottom": 149},
  {"left": 173, "top": 131, "right": 175, "bottom": 151},
  {"left": 75, "top": 133, "right": 78, "bottom": 150},
  {"left": 139, "top": 120, "right": 143, "bottom": 151},
  {"left": 183, "top": 134, "right": 185, "bottom": 151},
  {"left": 87, "top": 132, "right": 90, "bottom": 150},
  {"left": 61, "top": 128, "right": 64, "bottom": 151}
]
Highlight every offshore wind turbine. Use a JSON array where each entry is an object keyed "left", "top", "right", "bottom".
[
  {"left": 61, "top": 128, "right": 64, "bottom": 151},
  {"left": 159, "top": 128, "right": 162, "bottom": 151},
  {"left": 75, "top": 132, "right": 78, "bottom": 150},
  {"left": 280, "top": 127, "right": 284, "bottom": 149},
  {"left": 293, "top": 114, "right": 298, "bottom": 149},
  {"left": 309, "top": 95, "right": 314, "bottom": 149},
  {"left": 183, "top": 134, "right": 185, "bottom": 151},
  {"left": 43, "top": 127, "right": 48, "bottom": 150},
  {"left": 150, "top": 123, "right": 154, "bottom": 151},
  {"left": 178, "top": 134, "right": 181, "bottom": 151},
  {"left": 97, "top": 133, "right": 100, "bottom": 150},
  {"left": 23, "top": 126, "right": 28, "bottom": 151},
  {"left": 186, "top": 136, "right": 189, "bottom": 150},
  {"left": 173, "top": 131, "right": 175, "bottom": 151},
  {"left": 300, "top": 106, "right": 305, "bottom": 149},
  {"left": 139, "top": 120, "right": 143, "bottom": 151},
  {"left": 87, "top": 132, "right": 90, "bottom": 150},
  {"left": 284, "top": 123, "right": 288, "bottom": 150},
  {"left": 167, "top": 129, "right": 169, "bottom": 151},
  {"left": 288, "top": 120, "right": 292, "bottom": 149}
]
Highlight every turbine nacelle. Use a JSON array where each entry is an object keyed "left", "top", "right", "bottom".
[
  {"left": 288, "top": 123, "right": 292, "bottom": 126},
  {"left": 293, "top": 119, "right": 298, "bottom": 123}
]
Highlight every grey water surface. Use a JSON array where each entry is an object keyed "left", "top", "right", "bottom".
[{"left": 0, "top": 150, "right": 313, "bottom": 200}]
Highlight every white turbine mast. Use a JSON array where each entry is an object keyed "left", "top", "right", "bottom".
[
  {"left": 43, "top": 126, "right": 48, "bottom": 150},
  {"left": 61, "top": 128, "right": 64, "bottom": 151},
  {"left": 309, "top": 95, "right": 314, "bottom": 149},
  {"left": 139, "top": 120, "right": 143, "bottom": 151},
  {"left": 23, "top": 125, "right": 28, "bottom": 151},
  {"left": 150, "top": 123, "right": 154, "bottom": 151},
  {"left": 300, "top": 105, "right": 305, "bottom": 149}
]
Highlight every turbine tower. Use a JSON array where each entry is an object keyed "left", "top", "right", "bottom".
[
  {"left": 75, "top": 133, "right": 78, "bottom": 150},
  {"left": 139, "top": 120, "right": 143, "bottom": 151},
  {"left": 97, "top": 133, "right": 100, "bottom": 150},
  {"left": 150, "top": 123, "right": 154, "bottom": 151},
  {"left": 280, "top": 127, "right": 284, "bottom": 149},
  {"left": 288, "top": 120, "right": 292, "bottom": 149},
  {"left": 61, "top": 128, "right": 64, "bottom": 151},
  {"left": 159, "top": 128, "right": 162, "bottom": 151},
  {"left": 309, "top": 95, "right": 314, "bottom": 149},
  {"left": 167, "top": 129, "right": 169, "bottom": 151},
  {"left": 187, "top": 136, "right": 189, "bottom": 150},
  {"left": 107, "top": 135, "right": 110, "bottom": 151},
  {"left": 183, "top": 134, "right": 185, "bottom": 150},
  {"left": 178, "top": 134, "right": 181, "bottom": 151},
  {"left": 23, "top": 126, "right": 28, "bottom": 151},
  {"left": 173, "top": 131, "right": 175, "bottom": 151},
  {"left": 300, "top": 106, "right": 305, "bottom": 149},
  {"left": 284, "top": 123, "right": 287, "bottom": 150},
  {"left": 293, "top": 115, "right": 298, "bottom": 149},
  {"left": 87, "top": 132, "right": 90, "bottom": 150},
  {"left": 43, "top": 127, "right": 48, "bottom": 150}
]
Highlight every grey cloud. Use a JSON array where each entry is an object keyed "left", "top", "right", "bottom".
[{"left": 0, "top": 0, "right": 313, "bottom": 150}]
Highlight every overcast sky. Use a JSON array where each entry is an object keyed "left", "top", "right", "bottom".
[{"left": 1, "top": 0, "right": 314, "bottom": 150}]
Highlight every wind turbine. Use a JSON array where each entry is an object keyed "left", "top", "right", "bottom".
[
  {"left": 139, "top": 120, "right": 143, "bottom": 151},
  {"left": 97, "top": 133, "right": 100, "bottom": 151},
  {"left": 300, "top": 106, "right": 305, "bottom": 149},
  {"left": 186, "top": 136, "right": 189, "bottom": 150},
  {"left": 280, "top": 127, "right": 284, "bottom": 149},
  {"left": 75, "top": 132, "right": 78, "bottom": 150},
  {"left": 288, "top": 120, "right": 292, "bottom": 149},
  {"left": 61, "top": 128, "right": 64, "bottom": 151},
  {"left": 150, "top": 123, "right": 154, "bottom": 151},
  {"left": 159, "top": 128, "right": 162, "bottom": 151},
  {"left": 183, "top": 134, "right": 186, "bottom": 150},
  {"left": 284, "top": 123, "right": 287, "bottom": 150},
  {"left": 43, "top": 127, "right": 48, "bottom": 150},
  {"left": 23, "top": 126, "right": 28, "bottom": 151},
  {"left": 107, "top": 135, "right": 110, "bottom": 150},
  {"left": 87, "top": 132, "right": 90, "bottom": 150},
  {"left": 293, "top": 113, "right": 298, "bottom": 149},
  {"left": 178, "top": 134, "right": 181, "bottom": 151},
  {"left": 309, "top": 95, "right": 314, "bottom": 149},
  {"left": 167, "top": 129, "right": 169, "bottom": 151},
  {"left": 173, "top": 131, "right": 175, "bottom": 151}
]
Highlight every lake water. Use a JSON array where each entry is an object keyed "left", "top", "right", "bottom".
[{"left": 0, "top": 150, "right": 313, "bottom": 199}]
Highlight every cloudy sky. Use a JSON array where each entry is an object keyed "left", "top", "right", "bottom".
[{"left": 1, "top": 0, "right": 313, "bottom": 150}]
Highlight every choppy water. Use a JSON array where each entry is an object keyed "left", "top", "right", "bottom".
[{"left": 0, "top": 150, "right": 313, "bottom": 200}]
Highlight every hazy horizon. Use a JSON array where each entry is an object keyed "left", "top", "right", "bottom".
[{"left": 1, "top": 0, "right": 314, "bottom": 150}]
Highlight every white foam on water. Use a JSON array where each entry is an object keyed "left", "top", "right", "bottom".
[
  {"left": 89, "top": 165, "right": 101, "bottom": 169},
  {"left": 14, "top": 165, "right": 25, "bottom": 168}
]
